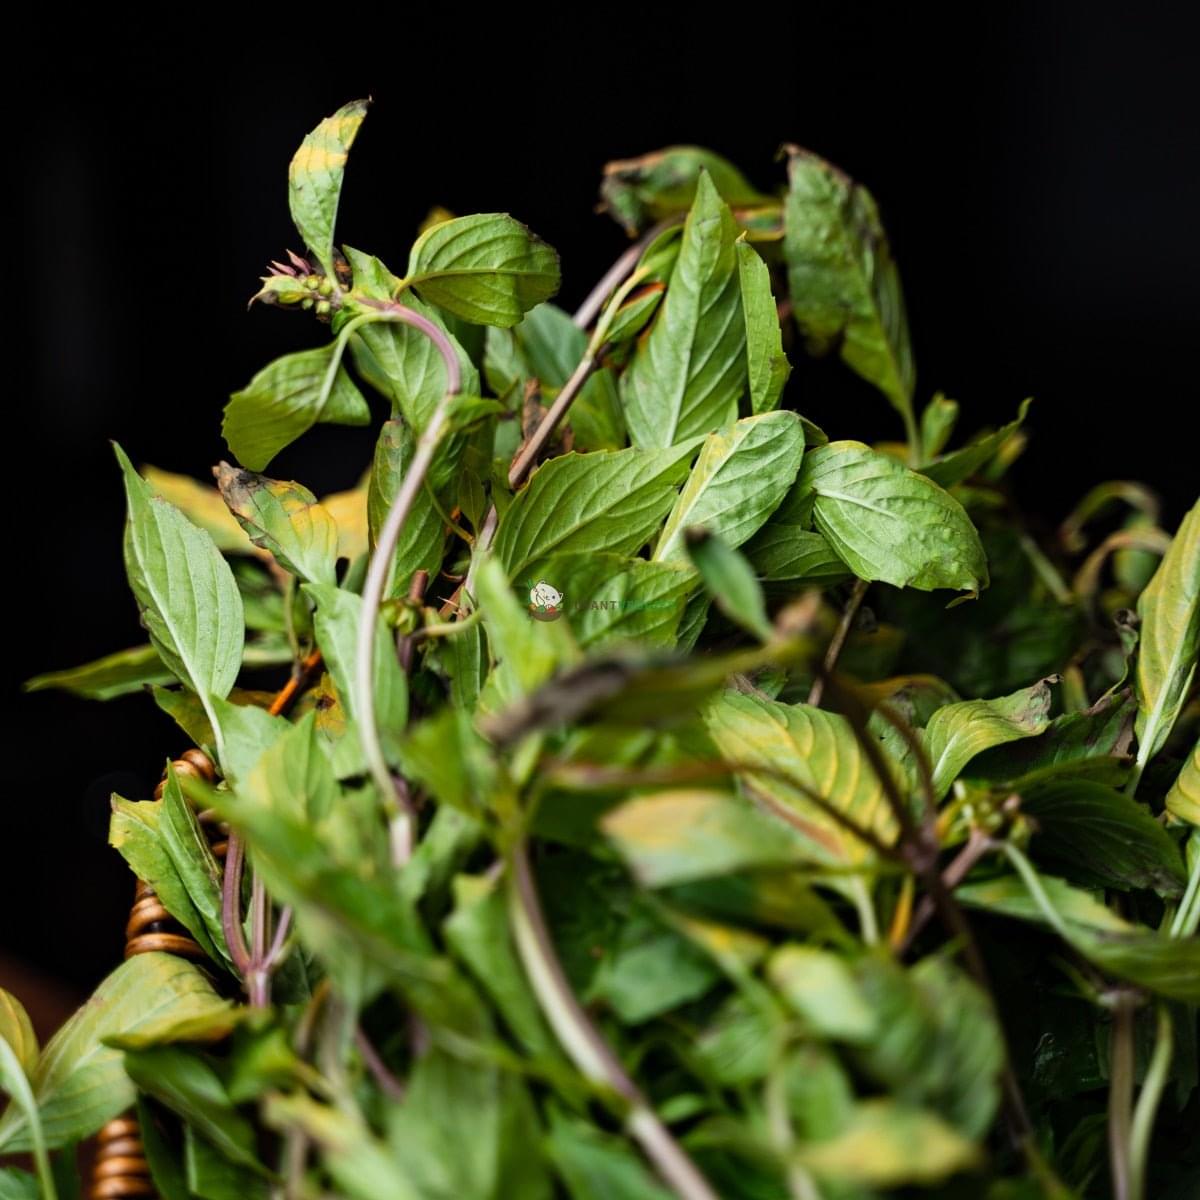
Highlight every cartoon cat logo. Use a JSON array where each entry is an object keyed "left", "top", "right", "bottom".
[{"left": 528, "top": 580, "right": 564, "bottom": 621}]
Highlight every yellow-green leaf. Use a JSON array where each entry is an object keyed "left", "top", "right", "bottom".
[
  {"left": 216, "top": 462, "right": 340, "bottom": 585},
  {"left": 288, "top": 99, "right": 370, "bottom": 277},
  {"left": 0, "top": 991, "right": 37, "bottom": 1077},
  {"left": 1133, "top": 499, "right": 1200, "bottom": 780},
  {"left": 1166, "top": 739, "right": 1200, "bottom": 826}
]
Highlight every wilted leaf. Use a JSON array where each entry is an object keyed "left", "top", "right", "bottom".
[
  {"left": 603, "top": 789, "right": 817, "bottom": 887},
  {"left": 142, "top": 467, "right": 254, "bottom": 554},
  {"left": 600, "top": 145, "right": 773, "bottom": 235},
  {"left": 783, "top": 146, "right": 915, "bottom": 436},
  {"left": 621, "top": 172, "right": 746, "bottom": 448},
  {"left": 0, "top": 992, "right": 37, "bottom": 1078},
  {"left": 792, "top": 1100, "right": 980, "bottom": 1186},
  {"left": 215, "top": 463, "right": 339, "bottom": 585}
]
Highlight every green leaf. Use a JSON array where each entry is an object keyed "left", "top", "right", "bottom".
[
  {"left": 474, "top": 557, "right": 576, "bottom": 706},
  {"left": 704, "top": 690, "right": 900, "bottom": 867},
  {"left": 0, "top": 955, "right": 232, "bottom": 1153},
  {"left": 745, "top": 526, "right": 852, "bottom": 588},
  {"left": 387, "top": 1049, "right": 553, "bottom": 1200},
  {"left": 214, "top": 463, "right": 339, "bottom": 585},
  {"left": 965, "top": 690, "right": 1135, "bottom": 786},
  {"left": 346, "top": 269, "right": 480, "bottom": 432},
  {"left": 207, "top": 696, "right": 290, "bottom": 788},
  {"left": 685, "top": 530, "right": 772, "bottom": 643},
  {"left": 159, "top": 766, "right": 231, "bottom": 964},
  {"left": 109, "top": 797, "right": 221, "bottom": 962},
  {"left": 0, "top": 992, "right": 37, "bottom": 1078},
  {"left": 768, "top": 946, "right": 876, "bottom": 1040},
  {"left": 0, "top": 1038, "right": 54, "bottom": 1200},
  {"left": 367, "top": 419, "right": 446, "bottom": 598},
  {"left": 492, "top": 444, "right": 696, "bottom": 580},
  {"left": 599, "top": 145, "right": 773, "bottom": 235},
  {"left": 1022, "top": 779, "right": 1187, "bottom": 896},
  {"left": 404, "top": 213, "right": 560, "bottom": 327},
  {"left": 123, "top": 1046, "right": 263, "bottom": 1173},
  {"left": 921, "top": 677, "right": 1056, "bottom": 798},
  {"left": 542, "top": 553, "right": 694, "bottom": 651},
  {"left": 736, "top": 239, "right": 790, "bottom": 413},
  {"left": 239, "top": 712, "right": 338, "bottom": 826},
  {"left": 594, "top": 925, "right": 722, "bottom": 1026},
  {"left": 116, "top": 445, "right": 244, "bottom": 716},
  {"left": 0, "top": 1168, "right": 38, "bottom": 1200},
  {"left": 222, "top": 343, "right": 369, "bottom": 471},
  {"left": 443, "top": 875, "right": 559, "bottom": 1061},
  {"left": 796, "top": 441, "right": 988, "bottom": 593},
  {"left": 23, "top": 644, "right": 173, "bottom": 701},
  {"left": 919, "top": 394, "right": 959, "bottom": 462},
  {"left": 1134, "top": 498, "right": 1199, "bottom": 773},
  {"left": 288, "top": 98, "right": 369, "bottom": 277},
  {"left": 264, "top": 1094, "right": 422, "bottom": 1200},
  {"left": 653, "top": 411, "right": 805, "bottom": 562},
  {"left": 956, "top": 872, "right": 1133, "bottom": 933},
  {"left": 997, "top": 847, "right": 1200, "bottom": 1002},
  {"left": 602, "top": 789, "right": 817, "bottom": 887},
  {"left": 792, "top": 1100, "right": 980, "bottom": 1187},
  {"left": 546, "top": 1107, "right": 675, "bottom": 1199},
  {"left": 621, "top": 172, "right": 746, "bottom": 448},
  {"left": 920, "top": 399, "right": 1031, "bottom": 489},
  {"left": 783, "top": 146, "right": 915, "bottom": 435},
  {"left": 1166, "top": 738, "right": 1200, "bottom": 826},
  {"left": 185, "top": 1124, "right": 269, "bottom": 1200},
  {"left": 302, "top": 583, "right": 409, "bottom": 772}
]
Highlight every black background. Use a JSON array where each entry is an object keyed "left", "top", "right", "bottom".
[{"left": 5, "top": 10, "right": 1198, "bottom": 1001}]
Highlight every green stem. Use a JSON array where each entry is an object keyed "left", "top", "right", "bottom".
[
  {"left": 1169, "top": 834, "right": 1200, "bottom": 938},
  {"left": 508, "top": 841, "right": 718, "bottom": 1200},
  {"left": 849, "top": 874, "right": 879, "bottom": 945},
  {"left": 1129, "top": 1003, "right": 1172, "bottom": 1200}
]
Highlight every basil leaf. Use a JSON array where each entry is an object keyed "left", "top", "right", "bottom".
[
  {"left": 223, "top": 343, "right": 369, "bottom": 472},
  {"left": 215, "top": 464, "right": 339, "bottom": 586},
  {"left": 621, "top": 171, "right": 746, "bottom": 448},
  {"left": 735, "top": 239, "right": 790, "bottom": 414},
  {"left": 797, "top": 441, "right": 988, "bottom": 593},
  {"left": 117, "top": 445, "right": 244, "bottom": 706},
  {"left": 654, "top": 411, "right": 804, "bottom": 562},
  {"left": 24, "top": 644, "right": 173, "bottom": 701},
  {"left": 921, "top": 677, "right": 1057, "bottom": 798},
  {"left": 1166, "top": 739, "right": 1200, "bottom": 826},
  {"left": 0, "top": 955, "right": 231, "bottom": 1153},
  {"left": 1133, "top": 499, "right": 1199, "bottom": 775},
  {"left": 704, "top": 690, "right": 901, "bottom": 867},
  {"left": 405, "top": 213, "right": 560, "bottom": 327},
  {"left": 288, "top": 98, "right": 369, "bottom": 277},
  {"left": 492, "top": 444, "right": 696, "bottom": 581},
  {"left": 783, "top": 146, "right": 915, "bottom": 437}
]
